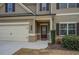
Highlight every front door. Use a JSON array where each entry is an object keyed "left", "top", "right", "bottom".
[{"left": 41, "top": 25, "right": 48, "bottom": 40}]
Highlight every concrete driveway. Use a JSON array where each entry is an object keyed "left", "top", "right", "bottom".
[{"left": 0, "top": 40, "right": 48, "bottom": 55}]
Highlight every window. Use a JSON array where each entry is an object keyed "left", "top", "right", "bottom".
[
  {"left": 5, "top": 3, "right": 15, "bottom": 12},
  {"left": 42, "top": 3, "right": 47, "bottom": 11},
  {"left": 7, "top": 3, "right": 13, "bottom": 12},
  {"left": 69, "top": 3, "right": 77, "bottom": 8},
  {"left": 59, "top": 23, "right": 76, "bottom": 36},
  {"left": 59, "top": 3, "right": 67, "bottom": 9},
  {"left": 58, "top": 3, "right": 78, "bottom": 9},
  {"left": 68, "top": 24, "right": 76, "bottom": 35},
  {"left": 59, "top": 24, "right": 67, "bottom": 35},
  {"left": 40, "top": 3, "right": 49, "bottom": 11}
]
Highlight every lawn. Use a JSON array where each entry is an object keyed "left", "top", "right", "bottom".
[{"left": 13, "top": 48, "right": 79, "bottom": 55}]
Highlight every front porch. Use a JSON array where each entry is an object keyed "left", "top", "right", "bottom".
[
  {"left": 29, "top": 15, "right": 55, "bottom": 43},
  {"left": 35, "top": 20, "right": 50, "bottom": 41}
]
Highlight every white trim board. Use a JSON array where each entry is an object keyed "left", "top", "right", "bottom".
[
  {"left": 59, "top": 22, "right": 77, "bottom": 24},
  {"left": 0, "top": 22, "right": 29, "bottom": 25},
  {"left": 56, "top": 13, "right": 79, "bottom": 16},
  {"left": 40, "top": 24, "right": 48, "bottom": 25}
]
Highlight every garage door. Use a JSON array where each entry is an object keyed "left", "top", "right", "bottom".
[{"left": 0, "top": 22, "right": 29, "bottom": 41}]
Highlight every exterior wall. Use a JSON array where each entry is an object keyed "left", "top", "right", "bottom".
[
  {"left": 0, "top": 16, "right": 34, "bottom": 33},
  {"left": 1, "top": 3, "right": 79, "bottom": 42},
  {"left": 29, "top": 34, "right": 37, "bottom": 42},
  {"left": 0, "top": 4, "right": 4, "bottom": 9},
  {"left": 36, "top": 3, "right": 79, "bottom": 14},
  {"left": 1, "top": 3, "right": 79, "bottom": 15},
  {"left": 0, "top": 16, "right": 37, "bottom": 42},
  {"left": 51, "top": 3, "right": 79, "bottom": 14},
  {"left": 0, "top": 3, "right": 28, "bottom": 14},
  {"left": 54, "top": 15, "right": 79, "bottom": 30},
  {"left": 54, "top": 15, "right": 79, "bottom": 43},
  {"left": 23, "top": 3, "right": 36, "bottom": 13}
]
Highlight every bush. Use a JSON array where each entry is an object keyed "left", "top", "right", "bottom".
[
  {"left": 62, "top": 35, "right": 79, "bottom": 50},
  {"left": 51, "top": 30, "right": 55, "bottom": 44}
]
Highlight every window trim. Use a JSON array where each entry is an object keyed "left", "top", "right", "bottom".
[{"left": 59, "top": 22, "right": 77, "bottom": 36}]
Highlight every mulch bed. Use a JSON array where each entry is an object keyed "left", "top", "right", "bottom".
[
  {"left": 13, "top": 44, "right": 79, "bottom": 55},
  {"left": 47, "top": 43, "right": 63, "bottom": 49}
]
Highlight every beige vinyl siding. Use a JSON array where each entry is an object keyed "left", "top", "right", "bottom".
[
  {"left": 1, "top": 3, "right": 79, "bottom": 15},
  {"left": 23, "top": 3, "right": 36, "bottom": 13},
  {"left": 54, "top": 15, "right": 79, "bottom": 41},
  {"left": 54, "top": 15, "right": 79, "bottom": 30},
  {"left": 52, "top": 3, "right": 79, "bottom": 14},
  {"left": 0, "top": 3, "right": 28, "bottom": 14},
  {"left": 0, "top": 16, "right": 34, "bottom": 33}
]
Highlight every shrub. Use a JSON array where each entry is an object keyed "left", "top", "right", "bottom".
[
  {"left": 51, "top": 30, "right": 55, "bottom": 44},
  {"left": 62, "top": 35, "right": 79, "bottom": 50}
]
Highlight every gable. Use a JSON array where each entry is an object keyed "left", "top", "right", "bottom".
[{"left": 0, "top": 3, "right": 30, "bottom": 14}]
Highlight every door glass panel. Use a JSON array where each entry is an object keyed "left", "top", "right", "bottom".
[
  {"left": 42, "top": 26, "right": 47, "bottom": 35},
  {"left": 41, "top": 25, "right": 47, "bottom": 39}
]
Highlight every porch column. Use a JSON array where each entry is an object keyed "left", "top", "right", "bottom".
[
  {"left": 49, "top": 16, "right": 56, "bottom": 44},
  {"left": 32, "top": 17, "right": 37, "bottom": 41},
  {"left": 49, "top": 16, "right": 55, "bottom": 43},
  {"left": 29, "top": 17, "right": 37, "bottom": 42},
  {"left": 33, "top": 18, "right": 35, "bottom": 33},
  {"left": 50, "top": 16, "right": 55, "bottom": 30},
  {"left": 49, "top": 18, "right": 53, "bottom": 43},
  {"left": 50, "top": 18, "right": 53, "bottom": 31}
]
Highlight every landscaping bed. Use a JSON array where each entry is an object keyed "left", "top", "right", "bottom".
[{"left": 13, "top": 47, "right": 79, "bottom": 55}]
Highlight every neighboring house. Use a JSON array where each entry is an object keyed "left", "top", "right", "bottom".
[{"left": 0, "top": 3, "right": 79, "bottom": 43}]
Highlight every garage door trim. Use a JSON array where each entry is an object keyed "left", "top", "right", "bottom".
[{"left": 0, "top": 22, "right": 29, "bottom": 26}]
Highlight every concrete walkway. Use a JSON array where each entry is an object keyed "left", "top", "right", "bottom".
[{"left": 0, "top": 40, "right": 48, "bottom": 55}]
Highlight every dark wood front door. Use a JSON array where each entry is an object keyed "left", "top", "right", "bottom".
[{"left": 41, "top": 25, "right": 48, "bottom": 40}]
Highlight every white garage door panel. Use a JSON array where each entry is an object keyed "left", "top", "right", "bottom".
[
  {"left": 0, "top": 24, "right": 29, "bottom": 41},
  {"left": 0, "top": 28, "right": 12, "bottom": 40}
]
